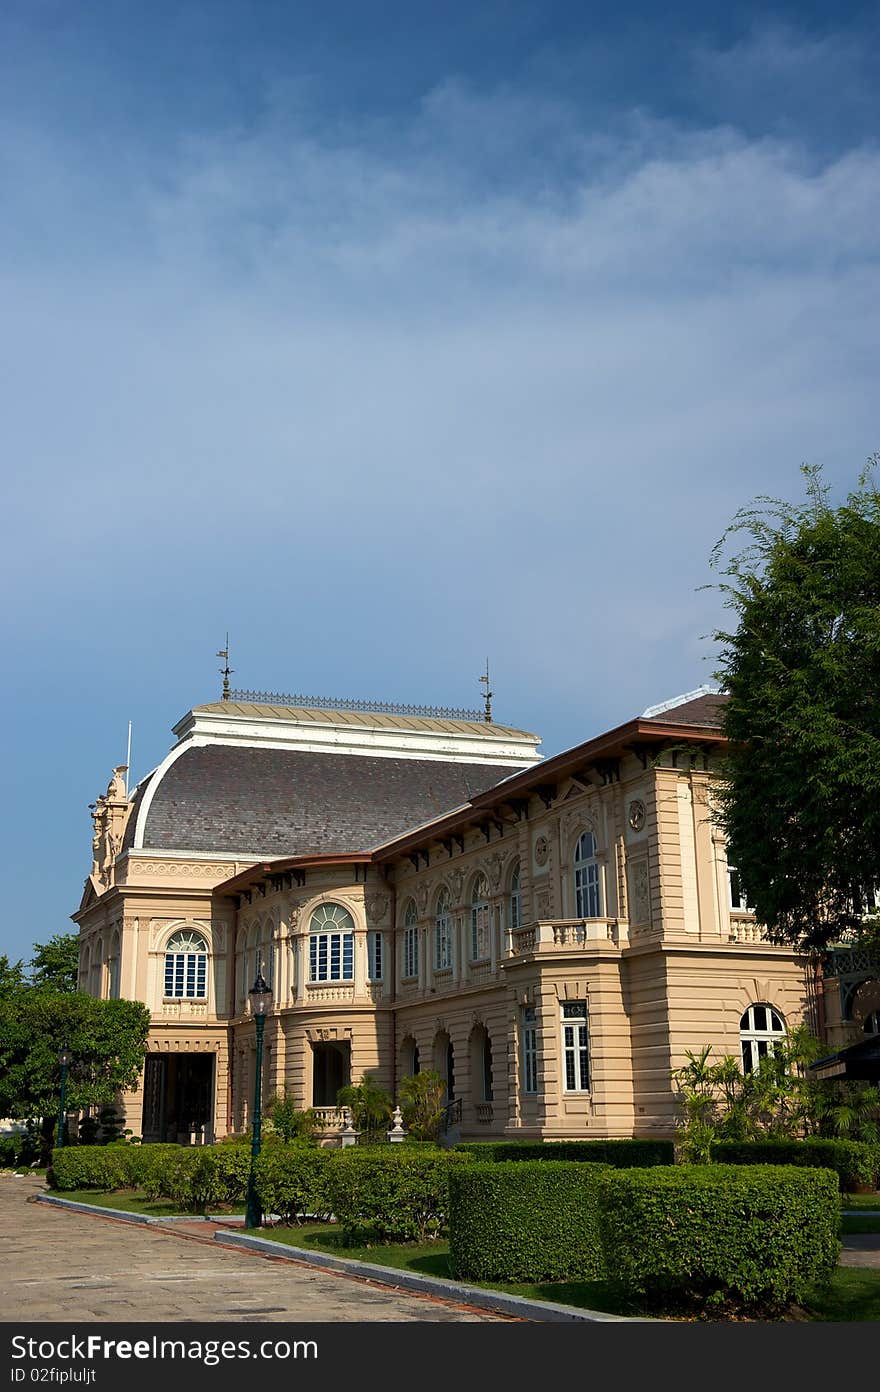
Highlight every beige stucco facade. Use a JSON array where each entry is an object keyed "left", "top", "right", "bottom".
[{"left": 73, "top": 691, "right": 825, "bottom": 1144}]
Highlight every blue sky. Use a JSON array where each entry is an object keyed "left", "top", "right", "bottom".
[{"left": 2, "top": 2, "right": 877, "bottom": 963}]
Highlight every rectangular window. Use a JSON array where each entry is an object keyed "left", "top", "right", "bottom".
[
  {"left": 575, "top": 863, "right": 601, "bottom": 918},
  {"left": 309, "top": 933, "right": 354, "bottom": 982},
  {"left": 470, "top": 904, "right": 490, "bottom": 961},
  {"left": 403, "top": 926, "right": 419, "bottom": 979},
  {"left": 522, "top": 1006, "right": 538, "bottom": 1095},
  {"left": 435, "top": 918, "right": 453, "bottom": 971},
  {"left": 728, "top": 866, "right": 752, "bottom": 911},
  {"left": 164, "top": 953, "right": 207, "bottom": 1000},
  {"left": 561, "top": 1001, "right": 589, "bottom": 1092},
  {"left": 368, "top": 930, "right": 383, "bottom": 981}
]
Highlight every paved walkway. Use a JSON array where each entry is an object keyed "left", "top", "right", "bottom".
[{"left": 0, "top": 1177, "right": 507, "bottom": 1323}]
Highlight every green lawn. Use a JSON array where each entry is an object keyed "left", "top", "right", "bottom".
[
  {"left": 246, "top": 1221, "right": 880, "bottom": 1322},
  {"left": 842, "top": 1192, "right": 880, "bottom": 1210},
  {"left": 47, "top": 1189, "right": 244, "bottom": 1218}
]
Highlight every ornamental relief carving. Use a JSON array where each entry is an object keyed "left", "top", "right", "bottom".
[
  {"left": 561, "top": 807, "right": 596, "bottom": 842},
  {"left": 486, "top": 851, "right": 504, "bottom": 892},
  {"left": 535, "top": 887, "right": 553, "bottom": 919},
  {"left": 134, "top": 861, "right": 237, "bottom": 878},
  {"left": 417, "top": 882, "right": 431, "bottom": 913},
  {"left": 628, "top": 858, "right": 650, "bottom": 925},
  {"left": 450, "top": 870, "right": 464, "bottom": 902},
  {"left": 533, "top": 835, "right": 550, "bottom": 868},
  {"left": 366, "top": 894, "right": 389, "bottom": 921}
]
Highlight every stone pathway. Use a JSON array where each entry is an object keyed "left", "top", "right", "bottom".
[{"left": 0, "top": 1176, "right": 508, "bottom": 1323}]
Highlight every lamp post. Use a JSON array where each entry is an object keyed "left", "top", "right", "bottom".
[
  {"left": 56, "top": 1046, "right": 71, "bottom": 1150},
  {"left": 244, "top": 971, "right": 272, "bottom": 1229}
]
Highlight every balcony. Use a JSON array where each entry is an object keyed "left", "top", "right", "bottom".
[
  {"left": 508, "top": 919, "right": 623, "bottom": 956},
  {"left": 304, "top": 982, "right": 356, "bottom": 1004},
  {"left": 727, "top": 915, "right": 770, "bottom": 945}
]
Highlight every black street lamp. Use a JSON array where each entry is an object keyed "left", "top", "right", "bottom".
[
  {"left": 244, "top": 971, "right": 272, "bottom": 1229},
  {"left": 56, "top": 1046, "right": 72, "bottom": 1150}
]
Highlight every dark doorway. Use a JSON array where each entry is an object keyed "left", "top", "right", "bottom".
[
  {"left": 141, "top": 1054, "right": 214, "bottom": 1144},
  {"left": 311, "top": 1042, "right": 351, "bottom": 1106}
]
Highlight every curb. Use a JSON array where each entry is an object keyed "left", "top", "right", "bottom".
[
  {"left": 34, "top": 1194, "right": 249, "bottom": 1226},
  {"left": 35, "top": 1193, "right": 159, "bottom": 1225},
  {"left": 214, "top": 1229, "right": 645, "bottom": 1322}
]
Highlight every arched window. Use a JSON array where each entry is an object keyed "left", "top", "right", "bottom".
[
  {"left": 434, "top": 889, "right": 453, "bottom": 971},
  {"left": 309, "top": 903, "right": 355, "bottom": 982},
  {"left": 470, "top": 874, "right": 490, "bottom": 961},
  {"left": 402, "top": 900, "right": 419, "bottom": 980},
  {"left": 574, "top": 832, "right": 602, "bottom": 918},
  {"left": 740, "top": 1003, "right": 785, "bottom": 1073},
  {"left": 164, "top": 929, "right": 208, "bottom": 1000},
  {"left": 509, "top": 862, "right": 522, "bottom": 932}
]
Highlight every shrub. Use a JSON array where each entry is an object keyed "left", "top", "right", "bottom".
[
  {"left": 325, "top": 1146, "right": 473, "bottom": 1243},
  {"left": 453, "top": 1139, "right": 674, "bottom": 1167},
  {"left": 448, "top": 1160, "right": 609, "bottom": 1282},
  {"left": 336, "top": 1074, "right": 393, "bottom": 1143},
  {"left": 599, "top": 1164, "right": 840, "bottom": 1314},
  {"left": 711, "top": 1138, "right": 880, "bottom": 1191},
  {"left": 139, "top": 1144, "right": 252, "bottom": 1211},
  {"left": 0, "top": 1134, "right": 22, "bottom": 1168},
  {"left": 50, "top": 1146, "right": 129, "bottom": 1191},
  {"left": 264, "top": 1093, "right": 319, "bottom": 1144},
  {"left": 397, "top": 1071, "right": 445, "bottom": 1142},
  {"left": 254, "top": 1143, "right": 332, "bottom": 1223}
]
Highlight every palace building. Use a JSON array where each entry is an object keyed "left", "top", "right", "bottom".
[{"left": 73, "top": 682, "right": 866, "bottom": 1145}]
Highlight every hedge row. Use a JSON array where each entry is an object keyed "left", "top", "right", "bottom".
[
  {"left": 710, "top": 1139, "right": 880, "bottom": 1191},
  {"left": 448, "top": 1161, "right": 609, "bottom": 1282},
  {"left": 599, "top": 1165, "right": 840, "bottom": 1312},
  {"left": 49, "top": 1142, "right": 470, "bottom": 1237},
  {"left": 454, "top": 1139, "right": 674, "bottom": 1167},
  {"left": 448, "top": 1161, "right": 840, "bottom": 1312}
]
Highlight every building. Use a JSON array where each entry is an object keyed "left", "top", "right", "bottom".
[{"left": 74, "top": 682, "right": 844, "bottom": 1145}]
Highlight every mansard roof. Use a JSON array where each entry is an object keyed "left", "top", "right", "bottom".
[{"left": 125, "top": 743, "right": 526, "bottom": 858}]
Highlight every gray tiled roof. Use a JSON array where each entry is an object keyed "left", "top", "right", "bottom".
[
  {"left": 132, "top": 744, "right": 523, "bottom": 857},
  {"left": 643, "top": 692, "right": 728, "bottom": 728}
]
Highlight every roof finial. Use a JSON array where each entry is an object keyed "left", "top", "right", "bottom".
[
  {"left": 479, "top": 658, "right": 493, "bottom": 723},
  {"left": 217, "top": 634, "right": 234, "bottom": 701}
]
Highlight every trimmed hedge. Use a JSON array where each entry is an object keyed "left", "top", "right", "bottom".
[
  {"left": 600, "top": 1164, "right": 840, "bottom": 1312},
  {"left": 448, "top": 1160, "right": 610, "bottom": 1282},
  {"left": 454, "top": 1139, "right": 674, "bottom": 1167},
  {"left": 325, "top": 1146, "right": 474, "bottom": 1243},
  {"left": 50, "top": 1145, "right": 141, "bottom": 1191},
  {"left": 710, "top": 1139, "right": 880, "bottom": 1191},
  {"left": 254, "top": 1144, "right": 332, "bottom": 1224}
]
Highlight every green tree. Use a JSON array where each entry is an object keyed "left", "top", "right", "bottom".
[
  {"left": 709, "top": 461, "right": 880, "bottom": 950},
  {"left": 30, "top": 933, "right": 79, "bottom": 993},
  {"left": 0, "top": 993, "right": 150, "bottom": 1161},
  {"left": 397, "top": 1070, "right": 445, "bottom": 1142},
  {"left": 0, "top": 955, "right": 27, "bottom": 1000}
]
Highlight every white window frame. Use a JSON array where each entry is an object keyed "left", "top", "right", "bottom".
[
  {"left": 367, "top": 930, "right": 383, "bottom": 982},
  {"left": 308, "top": 903, "right": 355, "bottom": 983},
  {"left": 434, "top": 891, "right": 453, "bottom": 971},
  {"left": 164, "top": 930, "right": 208, "bottom": 1000},
  {"left": 470, "top": 875, "right": 490, "bottom": 962},
  {"left": 522, "top": 1005, "right": 538, "bottom": 1095},
  {"left": 561, "top": 1001, "right": 590, "bottom": 1092},
  {"left": 402, "top": 901, "right": 419, "bottom": 980},
  {"left": 728, "top": 864, "right": 753, "bottom": 912},
  {"left": 509, "top": 862, "right": 522, "bottom": 932},
  {"left": 574, "top": 832, "right": 602, "bottom": 918},
  {"left": 740, "top": 1003, "right": 785, "bottom": 1072}
]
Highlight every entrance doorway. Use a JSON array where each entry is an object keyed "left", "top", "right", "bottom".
[
  {"left": 141, "top": 1054, "right": 215, "bottom": 1144},
  {"left": 311, "top": 1042, "right": 351, "bottom": 1106}
]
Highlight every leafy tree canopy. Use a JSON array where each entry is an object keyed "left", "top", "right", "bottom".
[
  {"left": 29, "top": 933, "right": 79, "bottom": 993},
  {"left": 710, "top": 461, "right": 880, "bottom": 951},
  {"left": 0, "top": 992, "right": 150, "bottom": 1122}
]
